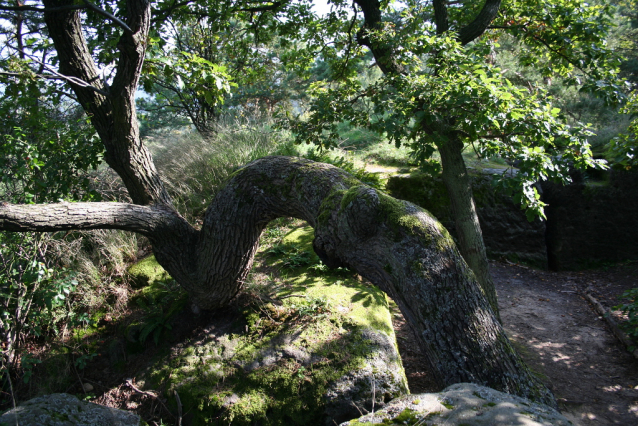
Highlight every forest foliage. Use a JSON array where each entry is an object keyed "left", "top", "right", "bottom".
[{"left": 0, "top": 0, "right": 637, "bottom": 413}]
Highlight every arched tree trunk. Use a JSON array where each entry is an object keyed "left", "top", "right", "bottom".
[
  {"left": 3, "top": 0, "right": 552, "bottom": 409},
  {"left": 0, "top": 156, "right": 554, "bottom": 407}
]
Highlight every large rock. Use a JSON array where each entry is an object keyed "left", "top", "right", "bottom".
[
  {"left": 387, "top": 171, "right": 547, "bottom": 268},
  {"left": 138, "top": 226, "right": 408, "bottom": 425},
  {"left": 543, "top": 169, "right": 638, "bottom": 270},
  {"left": 0, "top": 393, "right": 140, "bottom": 426},
  {"left": 339, "top": 383, "right": 572, "bottom": 425}
]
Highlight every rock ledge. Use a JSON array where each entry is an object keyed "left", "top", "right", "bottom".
[{"left": 340, "top": 383, "right": 572, "bottom": 425}]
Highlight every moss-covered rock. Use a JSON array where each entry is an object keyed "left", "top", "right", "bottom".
[
  {"left": 0, "top": 393, "right": 141, "bottom": 426},
  {"left": 386, "top": 172, "right": 547, "bottom": 268},
  {"left": 141, "top": 226, "right": 408, "bottom": 425},
  {"left": 340, "top": 383, "right": 572, "bottom": 425},
  {"left": 127, "top": 255, "right": 172, "bottom": 289}
]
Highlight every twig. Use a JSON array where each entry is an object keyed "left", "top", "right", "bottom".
[
  {"left": 1, "top": 357, "right": 18, "bottom": 424},
  {"left": 125, "top": 378, "right": 175, "bottom": 418},
  {"left": 370, "top": 373, "right": 375, "bottom": 414},
  {"left": 174, "top": 390, "right": 183, "bottom": 426},
  {"left": 82, "top": 0, "right": 133, "bottom": 35},
  {"left": 71, "top": 354, "right": 87, "bottom": 396}
]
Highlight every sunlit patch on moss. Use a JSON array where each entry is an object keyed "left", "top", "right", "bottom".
[
  {"left": 143, "top": 225, "right": 407, "bottom": 425},
  {"left": 127, "top": 255, "right": 171, "bottom": 288}
]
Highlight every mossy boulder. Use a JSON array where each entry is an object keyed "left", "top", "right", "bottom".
[
  {"left": 128, "top": 254, "right": 172, "bottom": 288},
  {"left": 141, "top": 226, "right": 408, "bottom": 425},
  {"left": 0, "top": 393, "right": 140, "bottom": 426},
  {"left": 387, "top": 172, "right": 547, "bottom": 268},
  {"left": 340, "top": 383, "right": 572, "bottom": 425}
]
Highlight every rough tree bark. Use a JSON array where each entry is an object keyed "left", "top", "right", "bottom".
[
  {"left": 43, "top": 0, "right": 170, "bottom": 206},
  {"left": 1, "top": 0, "right": 554, "bottom": 408},
  {"left": 353, "top": 0, "right": 502, "bottom": 317},
  {"left": 0, "top": 156, "right": 555, "bottom": 406}
]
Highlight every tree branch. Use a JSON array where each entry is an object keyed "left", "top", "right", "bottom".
[
  {"left": 0, "top": 71, "right": 110, "bottom": 97},
  {"left": 0, "top": 4, "right": 83, "bottom": 12},
  {"left": 82, "top": 0, "right": 133, "bottom": 35},
  {"left": 433, "top": 0, "right": 449, "bottom": 34},
  {"left": 0, "top": 1, "right": 132, "bottom": 34},
  {"left": 0, "top": 202, "right": 181, "bottom": 236},
  {"left": 457, "top": 0, "right": 502, "bottom": 45}
]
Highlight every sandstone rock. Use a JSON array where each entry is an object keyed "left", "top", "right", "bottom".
[
  {"left": 139, "top": 226, "right": 408, "bottom": 425},
  {"left": 325, "top": 329, "right": 408, "bottom": 425},
  {"left": 339, "top": 383, "right": 572, "bottom": 426},
  {"left": 543, "top": 169, "right": 638, "bottom": 270},
  {"left": 0, "top": 393, "right": 140, "bottom": 426},
  {"left": 387, "top": 172, "right": 547, "bottom": 268}
]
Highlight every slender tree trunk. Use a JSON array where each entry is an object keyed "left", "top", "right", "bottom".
[
  {"left": 0, "top": 156, "right": 554, "bottom": 406},
  {"left": 437, "top": 138, "right": 500, "bottom": 317},
  {"left": 43, "top": 0, "right": 170, "bottom": 206},
  {"left": 353, "top": 0, "right": 501, "bottom": 315}
]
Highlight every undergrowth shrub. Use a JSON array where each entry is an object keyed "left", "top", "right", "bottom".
[
  {"left": 304, "top": 148, "right": 383, "bottom": 189},
  {"left": 151, "top": 118, "right": 294, "bottom": 219},
  {"left": 615, "top": 288, "right": 638, "bottom": 343},
  {"left": 0, "top": 228, "right": 138, "bottom": 390},
  {"left": 1, "top": 144, "right": 138, "bottom": 405}
]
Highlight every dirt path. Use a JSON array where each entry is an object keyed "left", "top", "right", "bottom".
[
  {"left": 494, "top": 261, "right": 638, "bottom": 425},
  {"left": 396, "top": 260, "right": 638, "bottom": 425}
]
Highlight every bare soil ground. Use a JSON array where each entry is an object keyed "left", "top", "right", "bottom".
[{"left": 394, "top": 260, "right": 638, "bottom": 425}]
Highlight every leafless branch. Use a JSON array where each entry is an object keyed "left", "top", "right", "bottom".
[
  {"left": 82, "top": 0, "right": 133, "bottom": 35},
  {"left": 0, "top": 4, "right": 84, "bottom": 12}
]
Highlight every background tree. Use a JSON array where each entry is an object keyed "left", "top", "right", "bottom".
[
  {"left": 288, "top": 0, "right": 621, "bottom": 314},
  {"left": 139, "top": 1, "right": 314, "bottom": 136},
  {"left": 0, "top": 0, "right": 559, "bottom": 403}
]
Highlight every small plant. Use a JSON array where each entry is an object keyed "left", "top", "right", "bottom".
[
  {"left": 308, "top": 261, "right": 328, "bottom": 273},
  {"left": 75, "top": 352, "right": 98, "bottom": 370},
  {"left": 134, "top": 280, "right": 187, "bottom": 345},
  {"left": 615, "top": 288, "right": 638, "bottom": 341},
  {"left": 291, "top": 296, "right": 330, "bottom": 318},
  {"left": 266, "top": 243, "right": 316, "bottom": 269},
  {"left": 20, "top": 353, "right": 41, "bottom": 384}
]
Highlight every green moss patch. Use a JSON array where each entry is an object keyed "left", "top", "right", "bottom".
[
  {"left": 128, "top": 255, "right": 172, "bottom": 289},
  {"left": 145, "top": 225, "right": 407, "bottom": 425}
]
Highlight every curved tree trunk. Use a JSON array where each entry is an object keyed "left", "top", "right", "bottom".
[
  {"left": 0, "top": 156, "right": 553, "bottom": 406},
  {"left": 5, "top": 0, "right": 552, "bottom": 409}
]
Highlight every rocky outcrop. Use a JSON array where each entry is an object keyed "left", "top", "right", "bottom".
[
  {"left": 0, "top": 393, "right": 140, "bottom": 426},
  {"left": 339, "top": 383, "right": 572, "bottom": 425},
  {"left": 543, "top": 169, "right": 638, "bottom": 270},
  {"left": 387, "top": 172, "right": 547, "bottom": 268},
  {"left": 388, "top": 168, "right": 638, "bottom": 271},
  {"left": 137, "top": 226, "right": 408, "bottom": 425}
]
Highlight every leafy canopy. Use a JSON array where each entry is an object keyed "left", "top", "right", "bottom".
[{"left": 284, "top": 0, "right": 623, "bottom": 219}]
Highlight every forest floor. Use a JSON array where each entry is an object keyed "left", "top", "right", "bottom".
[
  {"left": 394, "top": 259, "right": 638, "bottom": 426},
  {"left": 10, "top": 245, "right": 638, "bottom": 426}
]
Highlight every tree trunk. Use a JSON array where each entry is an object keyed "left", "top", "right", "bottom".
[
  {"left": 437, "top": 138, "right": 500, "bottom": 318},
  {"left": 0, "top": 156, "right": 554, "bottom": 406},
  {"left": 6, "top": 0, "right": 552, "bottom": 408},
  {"left": 43, "top": 0, "right": 170, "bottom": 206},
  {"left": 353, "top": 0, "right": 502, "bottom": 316}
]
